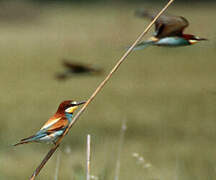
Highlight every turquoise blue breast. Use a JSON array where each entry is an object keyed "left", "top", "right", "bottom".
[
  {"left": 155, "top": 37, "right": 190, "bottom": 46},
  {"left": 65, "top": 112, "right": 73, "bottom": 122}
]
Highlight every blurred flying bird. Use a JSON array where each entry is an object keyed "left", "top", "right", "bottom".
[
  {"left": 14, "top": 100, "right": 85, "bottom": 146},
  {"left": 133, "top": 9, "right": 207, "bottom": 50},
  {"left": 56, "top": 59, "right": 103, "bottom": 80}
]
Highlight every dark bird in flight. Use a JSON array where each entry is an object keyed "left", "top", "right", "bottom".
[
  {"left": 133, "top": 9, "right": 207, "bottom": 50},
  {"left": 56, "top": 59, "right": 103, "bottom": 80}
]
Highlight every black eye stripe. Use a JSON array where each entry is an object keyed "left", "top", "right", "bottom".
[
  {"left": 65, "top": 104, "right": 72, "bottom": 109},
  {"left": 65, "top": 103, "right": 77, "bottom": 109}
]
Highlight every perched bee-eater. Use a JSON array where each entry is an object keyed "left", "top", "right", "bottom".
[
  {"left": 133, "top": 9, "right": 207, "bottom": 50},
  {"left": 14, "top": 100, "right": 85, "bottom": 146},
  {"left": 56, "top": 59, "right": 103, "bottom": 80}
]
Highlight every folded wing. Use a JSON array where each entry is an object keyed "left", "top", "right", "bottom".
[{"left": 40, "top": 116, "right": 69, "bottom": 133}]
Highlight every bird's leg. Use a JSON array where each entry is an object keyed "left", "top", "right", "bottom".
[{"left": 52, "top": 141, "right": 57, "bottom": 145}]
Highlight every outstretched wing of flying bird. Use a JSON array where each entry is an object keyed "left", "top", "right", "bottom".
[
  {"left": 63, "top": 59, "right": 103, "bottom": 74},
  {"left": 55, "top": 59, "right": 103, "bottom": 80},
  {"left": 135, "top": 9, "right": 189, "bottom": 38},
  {"left": 63, "top": 60, "right": 93, "bottom": 73}
]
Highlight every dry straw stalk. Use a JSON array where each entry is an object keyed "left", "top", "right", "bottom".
[
  {"left": 86, "top": 134, "right": 91, "bottom": 180},
  {"left": 29, "top": 0, "right": 174, "bottom": 179}
]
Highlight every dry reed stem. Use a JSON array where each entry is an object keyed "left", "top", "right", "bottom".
[
  {"left": 114, "top": 120, "right": 127, "bottom": 180},
  {"left": 86, "top": 134, "right": 91, "bottom": 180},
  {"left": 29, "top": 0, "right": 174, "bottom": 179}
]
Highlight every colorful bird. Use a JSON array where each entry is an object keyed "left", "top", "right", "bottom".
[
  {"left": 133, "top": 9, "right": 207, "bottom": 50},
  {"left": 13, "top": 100, "right": 85, "bottom": 146},
  {"left": 56, "top": 59, "right": 103, "bottom": 80}
]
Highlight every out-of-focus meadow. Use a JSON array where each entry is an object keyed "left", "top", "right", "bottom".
[{"left": 0, "top": 1, "right": 216, "bottom": 179}]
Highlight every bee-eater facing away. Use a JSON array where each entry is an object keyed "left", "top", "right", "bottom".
[
  {"left": 133, "top": 9, "right": 207, "bottom": 50},
  {"left": 14, "top": 100, "right": 85, "bottom": 146}
]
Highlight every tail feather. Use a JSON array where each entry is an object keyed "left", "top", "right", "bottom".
[
  {"left": 13, "top": 134, "right": 46, "bottom": 146},
  {"left": 13, "top": 140, "right": 33, "bottom": 146},
  {"left": 133, "top": 40, "right": 155, "bottom": 50}
]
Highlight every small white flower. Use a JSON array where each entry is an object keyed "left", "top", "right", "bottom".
[
  {"left": 90, "top": 175, "right": 99, "bottom": 180},
  {"left": 144, "top": 163, "right": 152, "bottom": 168},
  {"left": 138, "top": 157, "right": 144, "bottom": 162},
  {"left": 64, "top": 146, "right": 71, "bottom": 154},
  {"left": 132, "top": 152, "right": 139, "bottom": 158}
]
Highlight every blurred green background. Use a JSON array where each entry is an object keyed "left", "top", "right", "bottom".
[{"left": 0, "top": 0, "right": 216, "bottom": 179}]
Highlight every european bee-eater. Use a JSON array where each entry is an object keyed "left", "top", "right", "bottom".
[
  {"left": 133, "top": 9, "right": 207, "bottom": 50},
  {"left": 56, "top": 59, "right": 102, "bottom": 80},
  {"left": 14, "top": 100, "right": 85, "bottom": 146}
]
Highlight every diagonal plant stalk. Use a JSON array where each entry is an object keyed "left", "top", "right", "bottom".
[{"left": 29, "top": 0, "right": 174, "bottom": 179}]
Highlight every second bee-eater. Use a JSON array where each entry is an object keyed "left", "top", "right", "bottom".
[
  {"left": 133, "top": 9, "right": 207, "bottom": 50},
  {"left": 14, "top": 100, "right": 85, "bottom": 146}
]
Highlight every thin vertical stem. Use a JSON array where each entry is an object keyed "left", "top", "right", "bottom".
[
  {"left": 114, "top": 120, "right": 127, "bottom": 180},
  {"left": 86, "top": 134, "right": 91, "bottom": 180},
  {"left": 54, "top": 151, "right": 61, "bottom": 180}
]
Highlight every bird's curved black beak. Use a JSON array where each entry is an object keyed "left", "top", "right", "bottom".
[
  {"left": 76, "top": 101, "right": 86, "bottom": 106},
  {"left": 198, "top": 37, "right": 208, "bottom": 41}
]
